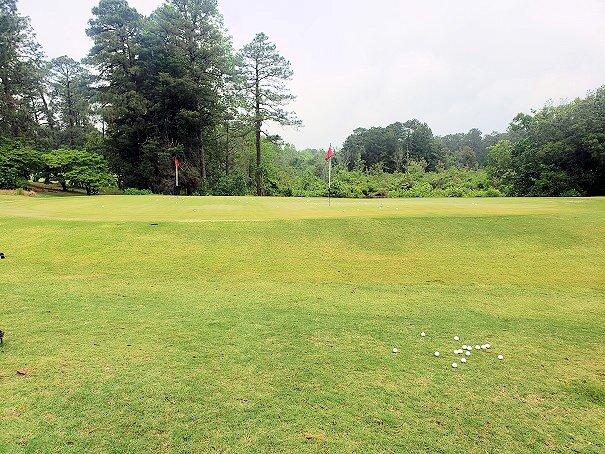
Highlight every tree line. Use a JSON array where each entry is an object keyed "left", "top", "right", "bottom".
[
  {"left": 1, "top": 0, "right": 298, "bottom": 195},
  {"left": 1, "top": 0, "right": 603, "bottom": 197},
  {"left": 337, "top": 88, "right": 604, "bottom": 196}
]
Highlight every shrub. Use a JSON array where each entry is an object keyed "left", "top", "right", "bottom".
[
  {"left": 211, "top": 173, "right": 249, "bottom": 196},
  {"left": 0, "top": 141, "right": 43, "bottom": 189},
  {"left": 0, "top": 156, "right": 21, "bottom": 189},
  {"left": 124, "top": 188, "right": 154, "bottom": 195},
  {"left": 43, "top": 149, "right": 116, "bottom": 195},
  {"left": 326, "top": 167, "right": 501, "bottom": 199}
]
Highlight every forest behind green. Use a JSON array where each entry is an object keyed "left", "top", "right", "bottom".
[{"left": 1, "top": 0, "right": 603, "bottom": 197}]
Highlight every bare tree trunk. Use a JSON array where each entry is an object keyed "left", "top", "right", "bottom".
[
  {"left": 225, "top": 122, "right": 230, "bottom": 176},
  {"left": 255, "top": 65, "right": 262, "bottom": 196},
  {"left": 38, "top": 88, "right": 54, "bottom": 130},
  {"left": 30, "top": 97, "right": 38, "bottom": 123},
  {"left": 255, "top": 120, "right": 261, "bottom": 196},
  {"left": 200, "top": 129, "right": 207, "bottom": 185}
]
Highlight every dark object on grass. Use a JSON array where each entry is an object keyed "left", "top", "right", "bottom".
[
  {"left": 0, "top": 329, "right": 4, "bottom": 344},
  {"left": 0, "top": 252, "right": 5, "bottom": 259}
]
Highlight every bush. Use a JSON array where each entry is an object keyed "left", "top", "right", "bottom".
[
  {"left": 289, "top": 169, "right": 326, "bottom": 197},
  {"left": 0, "top": 141, "right": 43, "bottom": 189},
  {"left": 481, "top": 187, "right": 504, "bottom": 198},
  {"left": 326, "top": 166, "right": 500, "bottom": 199},
  {"left": 407, "top": 182, "right": 435, "bottom": 198},
  {"left": 211, "top": 173, "right": 249, "bottom": 196},
  {"left": 124, "top": 188, "right": 154, "bottom": 195},
  {"left": 43, "top": 149, "right": 116, "bottom": 195},
  {"left": 0, "top": 156, "right": 21, "bottom": 189}
]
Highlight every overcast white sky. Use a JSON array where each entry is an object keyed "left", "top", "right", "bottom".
[{"left": 20, "top": 0, "right": 605, "bottom": 149}]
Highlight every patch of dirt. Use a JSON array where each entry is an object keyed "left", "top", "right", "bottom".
[{"left": 303, "top": 432, "right": 327, "bottom": 442}]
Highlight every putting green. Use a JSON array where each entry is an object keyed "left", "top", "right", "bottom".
[{"left": 0, "top": 196, "right": 604, "bottom": 452}]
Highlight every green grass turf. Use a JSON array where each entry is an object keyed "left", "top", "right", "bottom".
[{"left": 0, "top": 195, "right": 604, "bottom": 453}]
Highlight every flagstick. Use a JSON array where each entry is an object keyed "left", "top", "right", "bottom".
[
  {"left": 175, "top": 160, "right": 179, "bottom": 188},
  {"left": 328, "top": 156, "right": 332, "bottom": 207}
]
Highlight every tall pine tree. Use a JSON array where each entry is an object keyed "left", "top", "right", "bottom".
[
  {"left": 236, "top": 33, "right": 300, "bottom": 195},
  {"left": 86, "top": 0, "right": 147, "bottom": 188},
  {"left": 0, "top": 0, "right": 47, "bottom": 139}
]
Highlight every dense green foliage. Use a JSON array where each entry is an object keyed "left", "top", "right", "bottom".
[
  {"left": 0, "top": 0, "right": 47, "bottom": 139},
  {"left": 0, "top": 139, "right": 41, "bottom": 188},
  {"left": 46, "top": 56, "right": 95, "bottom": 148},
  {"left": 42, "top": 149, "right": 115, "bottom": 194},
  {"left": 337, "top": 88, "right": 605, "bottom": 197},
  {"left": 0, "top": 0, "right": 298, "bottom": 195},
  {"left": 487, "top": 88, "right": 605, "bottom": 196},
  {"left": 339, "top": 122, "right": 503, "bottom": 173},
  {"left": 330, "top": 166, "right": 501, "bottom": 199},
  {"left": 0, "top": 138, "right": 114, "bottom": 193},
  {"left": 340, "top": 120, "right": 442, "bottom": 172},
  {"left": 248, "top": 144, "right": 501, "bottom": 198},
  {"left": 86, "top": 0, "right": 233, "bottom": 192},
  {"left": 123, "top": 188, "right": 153, "bottom": 195}
]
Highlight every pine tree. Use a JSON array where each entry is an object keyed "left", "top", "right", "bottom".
[
  {"left": 86, "top": 0, "right": 146, "bottom": 188},
  {"left": 0, "top": 0, "right": 47, "bottom": 138},
  {"left": 236, "top": 33, "right": 300, "bottom": 195},
  {"left": 48, "top": 56, "right": 93, "bottom": 148},
  {"left": 141, "top": 0, "right": 234, "bottom": 190}
]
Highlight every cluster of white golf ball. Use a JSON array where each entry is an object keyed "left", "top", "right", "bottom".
[{"left": 419, "top": 332, "right": 504, "bottom": 369}]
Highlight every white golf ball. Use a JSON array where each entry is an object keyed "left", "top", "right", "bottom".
[
  {"left": 452, "top": 363, "right": 458, "bottom": 369},
  {"left": 434, "top": 352, "right": 440, "bottom": 357},
  {"left": 465, "top": 351, "right": 471, "bottom": 356},
  {"left": 454, "top": 336, "right": 460, "bottom": 341},
  {"left": 454, "top": 350, "right": 460, "bottom": 355},
  {"left": 498, "top": 355, "right": 504, "bottom": 360},
  {"left": 481, "top": 345, "right": 488, "bottom": 350},
  {"left": 461, "top": 358, "right": 467, "bottom": 364},
  {"left": 475, "top": 345, "right": 481, "bottom": 350},
  {"left": 486, "top": 344, "right": 491, "bottom": 349},
  {"left": 392, "top": 348, "right": 399, "bottom": 354},
  {"left": 421, "top": 332, "right": 427, "bottom": 337},
  {"left": 462, "top": 345, "right": 468, "bottom": 350}
]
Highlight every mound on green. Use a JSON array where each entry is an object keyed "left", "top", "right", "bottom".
[{"left": 0, "top": 196, "right": 604, "bottom": 452}]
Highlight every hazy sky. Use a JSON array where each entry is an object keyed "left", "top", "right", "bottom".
[{"left": 20, "top": 0, "right": 605, "bottom": 149}]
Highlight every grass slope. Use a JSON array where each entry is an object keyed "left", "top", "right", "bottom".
[{"left": 1, "top": 196, "right": 604, "bottom": 453}]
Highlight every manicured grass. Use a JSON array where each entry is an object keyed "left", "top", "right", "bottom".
[{"left": 1, "top": 195, "right": 604, "bottom": 452}]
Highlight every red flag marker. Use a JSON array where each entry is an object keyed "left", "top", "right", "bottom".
[{"left": 325, "top": 145, "right": 335, "bottom": 161}]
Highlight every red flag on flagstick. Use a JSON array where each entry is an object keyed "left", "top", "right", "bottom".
[
  {"left": 325, "top": 145, "right": 334, "bottom": 161},
  {"left": 174, "top": 157, "right": 181, "bottom": 169}
]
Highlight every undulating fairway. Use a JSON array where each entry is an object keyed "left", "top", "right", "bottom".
[{"left": 1, "top": 195, "right": 604, "bottom": 453}]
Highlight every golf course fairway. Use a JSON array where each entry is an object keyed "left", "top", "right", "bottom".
[{"left": 1, "top": 195, "right": 604, "bottom": 452}]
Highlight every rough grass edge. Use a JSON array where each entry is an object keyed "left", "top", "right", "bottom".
[{"left": 0, "top": 188, "right": 36, "bottom": 197}]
